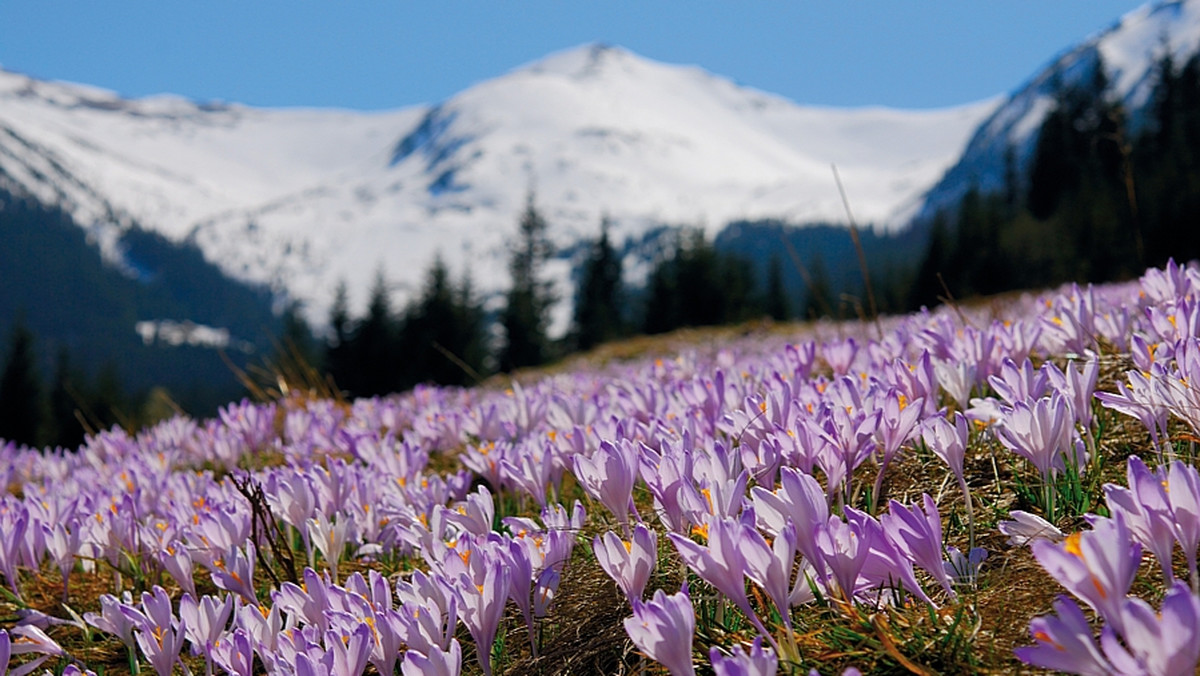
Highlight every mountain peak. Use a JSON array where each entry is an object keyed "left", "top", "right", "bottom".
[
  {"left": 0, "top": 41, "right": 993, "bottom": 334},
  {"left": 518, "top": 43, "right": 644, "bottom": 80}
]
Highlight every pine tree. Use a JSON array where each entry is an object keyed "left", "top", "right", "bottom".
[
  {"left": 48, "top": 347, "right": 86, "bottom": 450},
  {"left": 401, "top": 256, "right": 487, "bottom": 387},
  {"left": 0, "top": 319, "right": 45, "bottom": 447},
  {"left": 642, "top": 252, "right": 679, "bottom": 335},
  {"left": 572, "top": 217, "right": 625, "bottom": 351},
  {"left": 908, "top": 213, "right": 950, "bottom": 310},
  {"left": 803, "top": 254, "right": 834, "bottom": 320},
  {"left": 500, "top": 194, "right": 555, "bottom": 372},
  {"left": 674, "top": 229, "right": 723, "bottom": 327},
  {"left": 325, "top": 281, "right": 354, "bottom": 393},
  {"left": 350, "top": 270, "right": 400, "bottom": 397},
  {"left": 763, "top": 255, "right": 791, "bottom": 321}
]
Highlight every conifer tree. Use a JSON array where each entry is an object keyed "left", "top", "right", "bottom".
[
  {"left": 803, "top": 254, "right": 833, "bottom": 320},
  {"left": 642, "top": 252, "right": 679, "bottom": 335},
  {"left": 500, "top": 194, "right": 555, "bottom": 372},
  {"left": 401, "top": 256, "right": 487, "bottom": 387},
  {"left": 350, "top": 270, "right": 399, "bottom": 397},
  {"left": 0, "top": 319, "right": 45, "bottom": 447},
  {"left": 572, "top": 217, "right": 625, "bottom": 351},
  {"left": 48, "top": 347, "right": 86, "bottom": 450},
  {"left": 763, "top": 254, "right": 791, "bottom": 321},
  {"left": 325, "top": 281, "right": 354, "bottom": 392}
]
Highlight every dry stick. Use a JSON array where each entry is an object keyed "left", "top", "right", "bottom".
[
  {"left": 778, "top": 229, "right": 835, "bottom": 320},
  {"left": 1105, "top": 117, "right": 1145, "bottom": 268},
  {"left": 936, "top": 273, "right": 977, "bottom": 331},
  {"left": 432, "top": 340, "right": 486, "bottom": 385},
  {"left": 831, "top": 164, "right": 882, "bottom": 339}
]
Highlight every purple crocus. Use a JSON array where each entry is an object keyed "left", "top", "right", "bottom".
[
  {"left": 324, "top": 623, "right": 373, "bottom": 676},
  {"left": 997, "top": 510, "right": 1064, "bottom": 547},
  {"left": 870, "top": 390, "right": 924, "bottom": 513},
  {"left": 1104, "top": 456, "right": 1177, "bottom": 584},
  {"left": 594, "top": 524, "right": 657, "bottom": 605},
  {"left": 3, "top": 626, "right": 64, "bottom": 676},
  {"left": 127, "top": 587, "right": 187, "bottom": 676},
  {"left": 178, "top": 592, "right": 234, "bottom": 669},
  {"left": 1164, "top": 459, "right": 1200, "bottom": 591},
  {"left": 880, "top": 496, "right": 955, "bottom": 597},
  {"left": 709, "top": 636, "right": 779, "bottom": 676},
  {"left": 669, "top": 516, "right": 774, "bottom": 647},
  {"left": 211, "top": 541, "right": 258, "bottom": 604},
  {"left": 1014, "top": 595, "right": 1114, "bottom": 675},
  {"left": 402, "top": 639, "right": 463, "bottom": 676},
  {"left": 450, "top": 556, "right": 509, "bottom": 676},
  {"left": 921, "top": 412, "right": 975, "bottom": 547},
  {"left": 624, "top": 584, "right": 697, "bottom": 676},
  {"left": 1104, "top": 581, "right": 1200, "bottom": 675},
  {"left": 1032, "top": 516, "right": 1140, "bottom": 633},
  {"left": 995, "top": 392, "right": 1082, "bottom": 481},
  {"left": 574, "top": 439, "right": 640, "bottom": 530}
]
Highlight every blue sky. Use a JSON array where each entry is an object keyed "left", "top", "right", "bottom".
[{"left": 0, "top": 2, "right": 1148, "bottom": 111}]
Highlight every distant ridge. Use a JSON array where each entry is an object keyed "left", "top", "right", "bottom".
[{"left": 0, "top": 43, "right": 993, "bottom": 332}]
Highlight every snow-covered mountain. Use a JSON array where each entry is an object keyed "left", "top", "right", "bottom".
[
  {"left": 0, "top": 43, "right": 995, "bottom": 331},
  {"left": 917, "top": 0, "right": 1200, "bottom": 220}
]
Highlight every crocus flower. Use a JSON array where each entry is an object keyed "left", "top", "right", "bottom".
[
  {"left": 205, "top": 632, "right": 251, "bottom": 676},
  {"left": 324, "top": 623, "right": 373, "bottom": 676},
  {"left": 443, "top": 485, "right": 496, "bottom": 537},
  {"left": 751, "top": 466, "right": 829, "bottom": 567},
  {"left": 639, "top": 441, "right": 695, "bottom": 534},
  {"left": 307, "top": 512, "right": 353, "bottom": 582},
  {"left": 1032, "top": 516, "right": 1140, "bottom": 633},
  {"left": 594, "top": 524, "right": 657, "bottom": 605},
  {"left": 159, "top": 540, "right": 197, "bottom": 598},
  {"left": 921, "top": 413, "right": 969, "bottom": 489},
  {"left": 0, "top": 508, "right": 28, "bottom": 599},
  {"left": 934, "top": 358, "right": 977, "bottom": 411},
  {"left": 6, "top": 625, "right": 62, "bottom": 660},
  {"left": 943, "top": 546, "right": 988, "bottom": 587},
  {"left": 1103, "top": 581, "right": 1200, "bottom": 676},
  {"left": 402, "top": 639, "right": 463, "bottom": 676},
  {"left": 211, "top": 541, "right": 258, "bottom": 604},
  {"left": 812, "top": 516, "right": 870, "bottom": 603},
  {"left": 880, "top": 496, "right": 955, "bottom": 597},
  {"left": 450, "top": 556, "right": 509, "bottom": 676},
  {"left": 1095, "top": 371, "right": 1171, "bottom": 456},
  {"left": 2, "top": 627, "right": 54, "bottom": 676},
  {"left": 710, "top": 636, "right": 778, "bottom": 676},
  {"left": 870, "top": 390, "right": 924, "bottom": 513},
  {"left": 533, "top": 566, "right": 561, "bottom": 619},
  {"left": 995, "top": 393, "right": 1082, "bottom": 482},
  {"left": 84, "top": 592, "right": 138, "bottom": 649},
  {"left": 669, "top": 516, "right": 773, "bottom": 646},
  {"left": 574, "top": 439, "right": 640, "bottom": 529},
  {"left": 42, "top": 521, "right": 80, "bottom": 602},
  {"left": 236, "top": 596, "right": 283, "bottom": 654},
  {"left": 129, "top": 592, "right": 187, "bottom": 676},
  {"left": 997, "top": 510, "right": 1064, "bottom": 547},
  {"left": 1014, "top": 595, "right": 1114, "bottom": 675},
  {"left": 1104, "top": 456, "right": 1176, "bottom": 583},
  {"left": 624, "top": 584, "right": 697, "bottom": 676},
  {"left": 1164, "top": 459, "right": 1200, "bottom": 590},
  {"left": 989, "top": 358, "right": 1049, "bottom": 406}
]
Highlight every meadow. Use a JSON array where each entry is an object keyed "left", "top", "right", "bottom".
[{"left": 2, "top": 260, "right": 1200, "bottom": 675}]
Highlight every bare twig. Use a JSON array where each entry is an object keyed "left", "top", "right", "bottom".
[
  {"left": 832, "top": 164, "right": 882, "bottom": 339},
  {"left": 231, "top": 473, "right": 298, "bottom": 586}
]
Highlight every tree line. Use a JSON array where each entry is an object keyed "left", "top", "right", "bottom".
[
  {"left": 320, "top": 198, "right": 809, "bottom": 400},
  {"left": 0, "top": 318, "right": 162, "bottom": 450},
  {"left": 910, "top": 48, "right": 1200, "bottom": 308}
]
